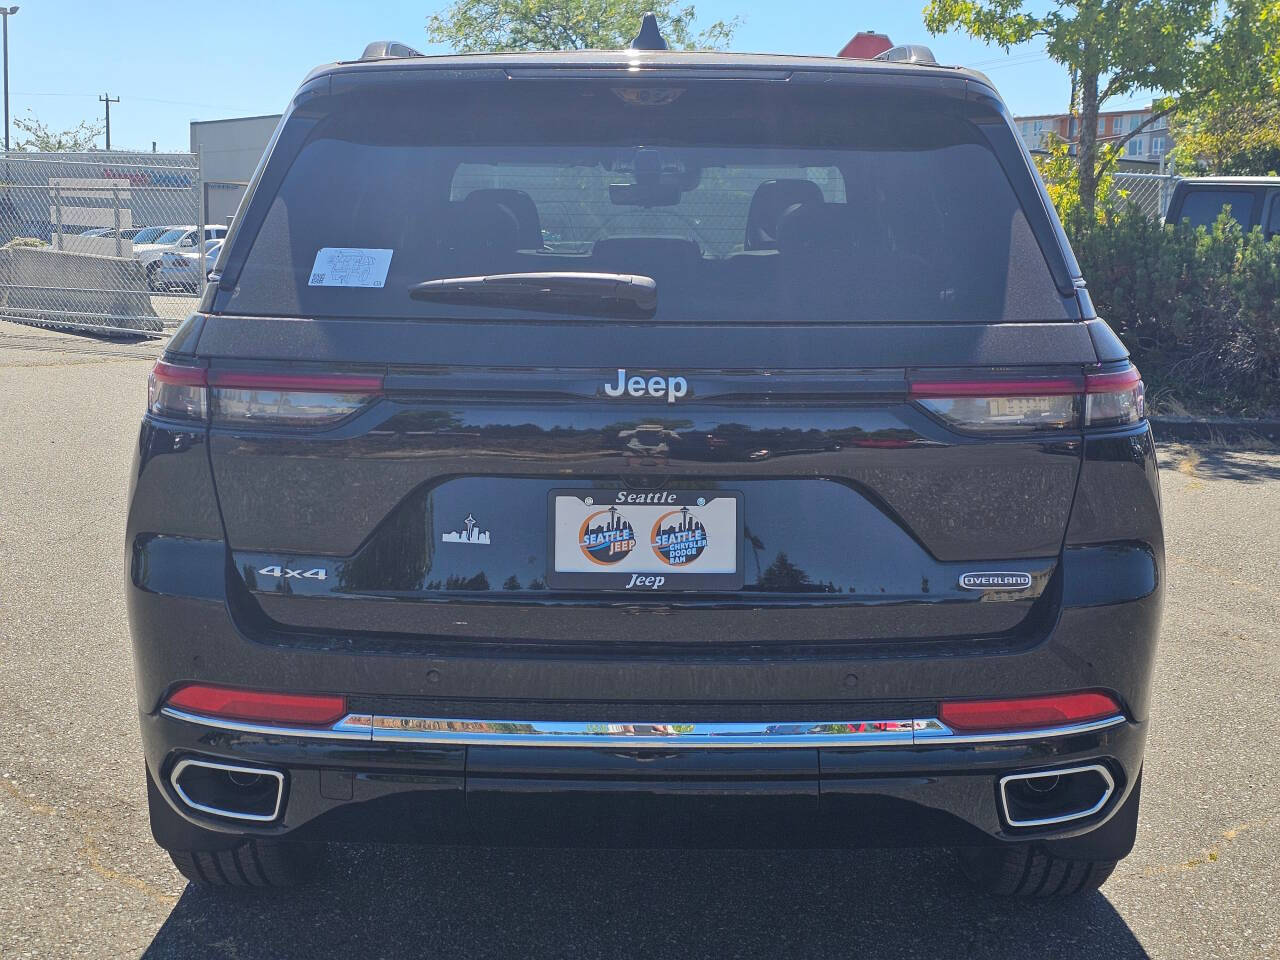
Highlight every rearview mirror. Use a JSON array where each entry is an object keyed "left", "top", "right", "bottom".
[{"left": 609, "top": 181, "right": 681, "bottom": 207}]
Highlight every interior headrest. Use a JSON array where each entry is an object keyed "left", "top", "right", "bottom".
[
  {"left": 442, "top": 194, "right": 521, "bottom": 253},
  {"left": 775, "top": 202, "right": 854, "bottom": 255},
  {"left": 464, "top": 189, "right": 542, "bottom": 249},
  {"left": 745, "top": 179, "right": 826, "bottom": 250}
]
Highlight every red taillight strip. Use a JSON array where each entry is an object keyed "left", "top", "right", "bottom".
[
  {"left": 1084, "top": 366, "right": 1142, "bottom": 393},
  {"left": 151, "top": 360, "right": 208, "bottom": 387},
  {"left": 910, "top": 366, "right": 1141, "bottom": 399},
  {"left": 937, "top": 691, "right": 1123, "bottom": 733},
  {"left": 165, "top": 683, "right": 348, "bottom": 727},
  {"left": 909, "top": 378, "right": 1083, "bottom": 398},
  {"left": 207, "top": 370, "right": 384, "bottom": 393}
]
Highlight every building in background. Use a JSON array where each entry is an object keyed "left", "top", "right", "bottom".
[
  {"left": 1014, "top": 106, "right": 1173, "bottom": 167},
  {"left": 189, "top": 114, "right": 281, "bottom": 226}
]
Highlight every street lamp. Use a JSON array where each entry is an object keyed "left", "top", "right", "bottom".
[{"left": 1, "top": 6, "right": 17, "bottom": 154}]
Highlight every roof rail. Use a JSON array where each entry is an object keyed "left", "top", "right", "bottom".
[
  {"left": 873, "top": 44, "right": 938, "bottom": 65},
  {"left": 360, "top": 41, "right": 425, "bottom": 61}
]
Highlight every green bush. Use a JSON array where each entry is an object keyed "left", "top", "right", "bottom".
[
  {"left": 2, "top": 236, "right": 47, "bottom": 249},
  {"left": 1070, "top": 209, "right": 1280, "bottom": 417}
]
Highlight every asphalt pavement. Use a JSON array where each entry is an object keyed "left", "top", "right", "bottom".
[{"left": 0, "top": 322, "right": 1277, "bottom": 960}]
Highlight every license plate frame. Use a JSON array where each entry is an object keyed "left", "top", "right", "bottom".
[{"left": 546, "top": 489, "right": 745, "bottom": 592}]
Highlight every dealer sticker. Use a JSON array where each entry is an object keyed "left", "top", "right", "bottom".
[{"left": 308, "top": 248, "right": 393, "bottom": 288}]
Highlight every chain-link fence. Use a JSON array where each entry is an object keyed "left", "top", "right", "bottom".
[
  {"left": 0, "top": 151, "right": 205, "bottom": 338},
  {"left": 1112, "top": 171, "right": 1181, "bottom": 220}
]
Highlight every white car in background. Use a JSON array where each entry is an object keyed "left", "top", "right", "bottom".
[
  {"left": 132, "top": 225, "right": 228, "bottom": 289},
  {"left": 128, "top": 226, "right": 171, "bottom": 246},
  {"left": 154, "top": 239, "right": 223, "bottom": 292}
]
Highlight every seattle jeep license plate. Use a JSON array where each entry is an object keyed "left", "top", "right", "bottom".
[{"left": 547, "top": 490, "right": 744, "bottom": 591}]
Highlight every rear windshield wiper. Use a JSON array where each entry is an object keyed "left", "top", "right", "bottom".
[{"left": 409, "top": 272, "right": 656, "bottom": 318}]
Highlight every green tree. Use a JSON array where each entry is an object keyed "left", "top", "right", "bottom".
[
  {"left": 1172, "top": 98, "right": 1280, "bottom": 174},
  {"left": 427, "top": 0, "right": 739, "bottom": 52},
  {"left": 923, "top": 0, "right": 1280, "bottom": 219},
  {"left": 1172, "top": 1, "right": 1280, "bottom": 173},
  {"left": 12, "top": 111, "right": 104, "bottom": 152}
]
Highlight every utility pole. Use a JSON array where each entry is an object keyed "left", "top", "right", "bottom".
[
  {"left": 98, "top": 93, "right": 118, "bottom": 151},
  {"left": 1, "top": 7, "right": 18, "bottom": 153}
]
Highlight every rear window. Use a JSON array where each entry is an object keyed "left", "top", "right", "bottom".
[
  {"left": 222, "top": 80, "right": 1069, "bottom": 323},
  {"left": 1176, "top": 189, "right": 1257, "bottom": 230}
]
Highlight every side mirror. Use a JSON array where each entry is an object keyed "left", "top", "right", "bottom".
[{"left": 180, "top": 236, "right": 195, "bottom": 247}]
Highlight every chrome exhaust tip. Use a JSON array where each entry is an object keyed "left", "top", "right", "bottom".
[
  {"left": 170, "top": 758, "right": 284, "bottom": 823},
  {"left": 999, "top": 763, "right": 1115, "bottom": 828}
]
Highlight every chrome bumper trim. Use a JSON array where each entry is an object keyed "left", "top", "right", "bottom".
[
  {"left": 160, "top": 707, "right": 376, "bottom": 740},
  {"left": 160, "top": 708, "right": 1126, "bottom": 748},
  {"left": 367, "top": 716, "right": 919, "bottom": 747},
  {"left": 912, "top": 714, "right": 1126, "bottom": 744}
]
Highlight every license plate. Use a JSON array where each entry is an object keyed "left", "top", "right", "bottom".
[{"left": 547, "top": 489, "right": 744, "bottom": 591}]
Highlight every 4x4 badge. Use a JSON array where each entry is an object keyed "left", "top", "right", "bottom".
[
  {"left": 442, "top": 513, "right": 491, "bottom": 545},
  {"left": 959, "top": 571, "right": 1032, "bottom": 591},
  {"left": 257, "top": 565, "right": 327, "bottom": 581}
]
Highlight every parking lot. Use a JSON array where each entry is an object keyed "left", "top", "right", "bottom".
[{"left": 0, "top": 322, "right": 1276, "bottom": 960}]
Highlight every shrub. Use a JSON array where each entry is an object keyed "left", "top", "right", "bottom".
[
  {"left": 3, "top": 237, "right": 46, "bottom": 249},
  {"left": 1070, "top": 209, "right": 1280, "bottom": 417}
]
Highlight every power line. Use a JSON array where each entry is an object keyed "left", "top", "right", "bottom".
[
  {"left": 964, "top": 51, "right": 1051, "bottom": 69},
  {"left": 966, "top": 52, "right": 1047, "bottom": 67},
  {"left": 13, "top": 90, "right": 262, "bottom": 112},
  {"left": 980, "top": 56, "right": 1054, "bottom": 71}
]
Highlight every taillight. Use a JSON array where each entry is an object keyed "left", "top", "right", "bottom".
[
  {"left": 208, "top": 370, "right": 383, "bottom": 426},
  {"left": 148, "top": 360, "right": 208, "bottom": 421},
  {"left": 909, "top": 365, "right": 1144, "bottom": 434},
  {"left": 910, "top": 377, "right": 1081, "bottom": 434},
  {"left": 147, "top": 362, "right": 383, "bottom": 427},
  {"left": 938, "top": 691, "right": 1122, "bottom": 732},
  {"left": 1084, "top": 367, "right": 1144, "bottom": 428},
  {"left": 166, "top": 683, "right": 348, "bottom": 727}
]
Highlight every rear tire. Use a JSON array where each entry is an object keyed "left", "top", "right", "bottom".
[
  {"left": 956, "top": 844, "right": 1116, "bottom": 898},
  {"left": 167, "top": 839, "right": 319, "bottom": 888}
]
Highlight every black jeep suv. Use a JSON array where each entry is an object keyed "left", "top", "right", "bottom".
[{"left": 127, "top": 26, "right": 1162, "bottom": 897}]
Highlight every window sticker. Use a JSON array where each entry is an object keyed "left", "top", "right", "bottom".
[{"left": 308, "top": 248, "right": 393, "bottom": 288}]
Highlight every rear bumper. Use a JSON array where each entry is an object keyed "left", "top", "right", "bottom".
[{"left": 142, "top": 704, "right": 1147, "bottom": 857}]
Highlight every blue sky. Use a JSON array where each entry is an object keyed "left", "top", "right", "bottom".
[{"left": 6, "top": 1, "right": 1155, "bottom": 152}]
